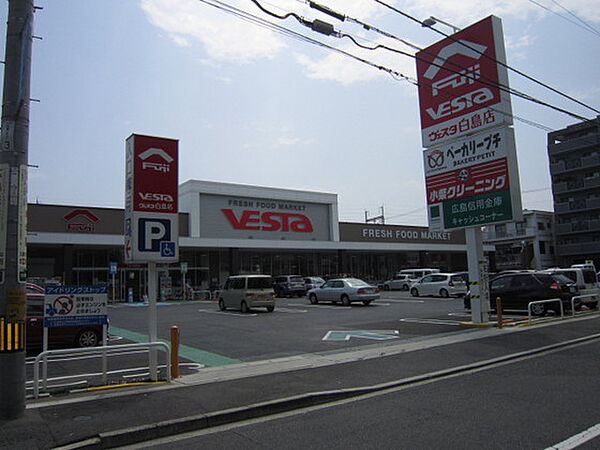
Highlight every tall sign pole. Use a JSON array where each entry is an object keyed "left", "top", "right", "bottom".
[
  {"left": 0, "top": 0, "right": 34, "bottom": 420},
  {"left": 124, "top": 134, "right": 178, "bottom": 381},
  {"left": 416, "top": 16, "right": 522, "bottom": 323}
]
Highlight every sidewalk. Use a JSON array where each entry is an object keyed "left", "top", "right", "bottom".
[{"left": 1, "top": 314, "right": 599, "bottom": 449}]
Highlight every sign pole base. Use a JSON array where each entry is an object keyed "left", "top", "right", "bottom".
[{"left": 466, "top": 227, "right": 489, "bottom": 324}]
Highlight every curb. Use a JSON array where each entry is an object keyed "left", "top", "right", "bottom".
[{"left": 57, "top": 331, "right": 600, "bottom": 449}]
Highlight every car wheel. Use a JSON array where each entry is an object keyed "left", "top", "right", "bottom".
[
  {"left": 341, "top": 294, "right": 351, "bottom": 306},
  {"left": 410, "top": 288, "right": 419, "bottom": 297},
  {"left": 440, "top": 289, "right": 449, "bottom": 298},
  {"left": 240, "top": 301, "right": 249, "bottom": 313},
  {"left": 530, "top": 302, "right": 547, "bottom": 316},
  {"left": 76, "top": 329, "right": 100, "bottom": 348},
  {"left": 362, "top": 300, "right": 372, "bottom": 306},
  {"left": 383, "top": 285, "right": 390, "bottom": 291},
  {"left": 218, "top": 299, "right": 226, "bottom": 311},
  {"left": 266, "top": 305, "right": 275, "bottom": 313},
  {"left": 309, "top": 294, "right": 318, "bottom": 304}
]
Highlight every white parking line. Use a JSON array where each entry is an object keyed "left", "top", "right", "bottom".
[
  {"left": 545, "top": 423, "right": 600, "bottom": 450},
  {"left": 288, "top": 303, "right": 347, "bottom": 310},
  {"left": 399, "top": 318, "right": 462, "bottom": 326},
  {"left": 198, "top": 310, "right": 257, "bottom": 317},
  {"left": 383, "top": 299, "right": 425, "bottom": 303},
  {"left": 275, "top": 307, "right": 308, "bottom": 313}
]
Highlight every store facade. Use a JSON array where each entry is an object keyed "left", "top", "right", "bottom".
[{"left": 26, "top": 180, "right": 480, "bottom": 300}]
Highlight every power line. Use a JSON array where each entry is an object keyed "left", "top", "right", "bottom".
[
  {"left": 246, "top": 0, "right": 565, "bottom": 129},
  {"left": 527, "top": 0, "right": 600, "bottom": 38},
  {"left": 372, "top": 0, "right": 600, "bottom": 116}
]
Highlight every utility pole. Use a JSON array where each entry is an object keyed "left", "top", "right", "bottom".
[{"left": 0, "top": 0, "right": 34, "bottom": 420}]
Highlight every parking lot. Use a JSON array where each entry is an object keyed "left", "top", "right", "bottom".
[{"left": 107, "top": 291, "right": 484, "bottom": 364}]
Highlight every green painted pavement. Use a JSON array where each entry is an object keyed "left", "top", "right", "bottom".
[{"left": 109, "top": 326, "right": 241, "bottom": 367}]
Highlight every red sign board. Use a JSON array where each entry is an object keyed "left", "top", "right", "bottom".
[
  {"left": 132, "top": 135, "right": 178, "bottom": 213},
  {"left": 416, "top": 16, "right": 511, "bottom": 147}
]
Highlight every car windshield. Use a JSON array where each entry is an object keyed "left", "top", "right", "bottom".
[
  {"left": 247, "top": 277, "right": 273, "bottom": 289},
  {"left": 290, "top": 277, "right": 304, "bottom": 283},
  {"left": 346, "top": 278, "right": 369, "bottom": 287}
]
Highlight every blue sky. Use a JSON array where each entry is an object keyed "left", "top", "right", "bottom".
[{"left": 4, "top": 0, "right": 599, "bottom": 225}]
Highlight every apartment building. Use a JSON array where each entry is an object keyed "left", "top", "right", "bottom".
[
  {"left": 483, "top": 209, "right": 555, "bottom": 270},
  {"left": 548, "top": 116, "right": 600, "bottom": 267}
]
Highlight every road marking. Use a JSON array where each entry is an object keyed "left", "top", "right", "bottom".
[
  {"left": 545, "top": 423, "right": 600, "bottom": 449},
  {"left": 399, "top": 318, "right": 462, "bottom": 326},
  {"left": 109, "top": 326, "right": 241, "bottom": 366},
  {"left": 383, "top": 298, "right": 425, "bottom": 303},
  {"left": 289, "top": 303, "right": 346, "bottom": 310},
  {"left": 275, "top": 307, "right": 308, "bottom": 313},
  {"left": 323, "top": 330, "right": 399, "bottom": 341},
  {"left": 198, "top": 310, "right": 257, "bottom": 317}
]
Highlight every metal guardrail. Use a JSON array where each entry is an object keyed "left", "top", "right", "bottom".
[
  {"left": 528, "top": 298, "right": 563, "bottom": 323},
  {"left": 571, "top": 294, "right": 598, "bottom": 317},
  {"left": 33, "top": 342, "right": 171, "bottom": 399}
]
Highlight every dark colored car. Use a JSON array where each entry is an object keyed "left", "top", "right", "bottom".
[
  {"left": 26, "top": 284, "right": 104, "bottom": 353},
  {"left": 273, "top": 275, "right": 306, "bottom": 297},
  {"left": 464, "top": 272, "right": 579, "bottom": 315}
]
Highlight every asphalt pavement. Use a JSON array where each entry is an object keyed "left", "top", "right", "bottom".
[{"left": 1, "top": 312, "right": 599, "bottom": 449}]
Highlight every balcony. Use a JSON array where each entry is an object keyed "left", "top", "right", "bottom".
[
  {"left": 584, "top": 176, "right": 600, "bottom": 189},
  {"left": 549, "top": 135, "right": 596, "bottom": 155},
  {"left": 555, "top": 219, "right": 600, "bottom": 235},
  {"left": 557, "top": 241, "right": 600, "bottom": 256},
  {"left": 581, "top": 154, "right": 600, "bottom": 168},
  {"left": 483, "top": 227, "right": 536, "bottom": 241}
]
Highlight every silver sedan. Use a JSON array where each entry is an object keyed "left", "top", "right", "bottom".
[{"left": 307, "top": 278, "right": 380, "bottom": 306}]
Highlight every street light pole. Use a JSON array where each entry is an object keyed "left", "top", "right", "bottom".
[{"left": 0, "top": 0, "right": 34, "bottom": 420}]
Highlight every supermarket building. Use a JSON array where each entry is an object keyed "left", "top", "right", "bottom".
[{"left": 27, "top": 180, "right": 481, "bottom": 300}]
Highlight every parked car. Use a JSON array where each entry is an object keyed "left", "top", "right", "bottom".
[
  {"left": 409, "top": 273, "right": 468, "bottom": 298},
  {"left": 307, "top": 278, "right": 379, "bottom": 306},
  {"left": 464, "top": 271, "right": 579, "bottom": 315},
  {"left": 382, "top": 274, "right": 416, "bottom": 291},
  {"left": 303, "top": 277, "right": 325, "bottom": 291},
  {"left": 543, "top": 267, "right": 599, "bottom": 309},
  {"left": 218, "top": 275, "right": 276, "bottom": 313},
  {"left": 26, "top": 284, "right": 104, "bottom": 353},
  {"left": 273, "top": 275, "right": 306, "bottom": 297},
  {"left": 396, "top": 268, "right": 440, "bottom": 280}
]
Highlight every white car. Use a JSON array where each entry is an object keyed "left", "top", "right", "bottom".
[
  {"left": 307, "top": 278, "right": 379, "bottom": 306},
  {"left": 410, "top": 273, "right": 467, "bottom": 298},
  {"left": 383, "top": 274, "right": 417, "bottom": 291}
]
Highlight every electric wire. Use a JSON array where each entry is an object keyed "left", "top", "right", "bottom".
[
  {"left": 202, "top": 0, "right": 558, "bottom": 132},
  {"left": 527, "top": 0, "right": 600, "bottom": 38},
  {"left": 547, "top": 0, "right": 600, "bottom": 37},
  {"left": 372, "top": 0, "right": 600, "bottom": 116},
  {"left": 246, "top": 0, "right": 560, "bottom": 130}
]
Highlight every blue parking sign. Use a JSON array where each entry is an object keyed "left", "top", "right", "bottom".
[{"left": 160, "top": 241, "right": 176, "bottom": 258}]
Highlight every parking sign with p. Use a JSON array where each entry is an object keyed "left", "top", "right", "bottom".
[{"left": 124, "top": 134, "right": 179, "bottom": 263}]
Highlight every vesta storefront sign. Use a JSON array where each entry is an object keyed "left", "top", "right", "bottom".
[
  {"left": 222, "top": 209, "right": 314, "bottom": 232},
  {"left": 198, "top": 194, "right": 331, "bottom": 241}
]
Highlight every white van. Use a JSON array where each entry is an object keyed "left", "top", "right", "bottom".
[
  {"left": 544, "top": 268, "right": 599, "bottom": 308},
  {"left": 396, "top": 268, "right": 440, "bottom": 280},
  {"left": 218, "top": 275, "right": 276, "bottom": 313}
]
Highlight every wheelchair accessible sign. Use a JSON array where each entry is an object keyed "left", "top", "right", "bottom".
[{"left": 44, "top": 285, "right": 108, "bottom": 328}]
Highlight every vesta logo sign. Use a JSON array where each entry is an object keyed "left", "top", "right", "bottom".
[
  {"left": 222, "top": 209, "right": 314, "bottom": 232},
  {"left": 138, "top": 193, "right": 174, "bottom": 202}
]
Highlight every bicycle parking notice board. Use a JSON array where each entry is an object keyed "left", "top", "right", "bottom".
[{"left": 44, "top": 285, "right": 108, "bottom": 328}]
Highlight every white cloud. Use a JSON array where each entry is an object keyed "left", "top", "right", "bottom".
[
  {"left": 140, "top": 0, "right": 599, "bottom": 85},
  {"left": 140, "top": 0, "right": 286, "bottom": 63}
]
